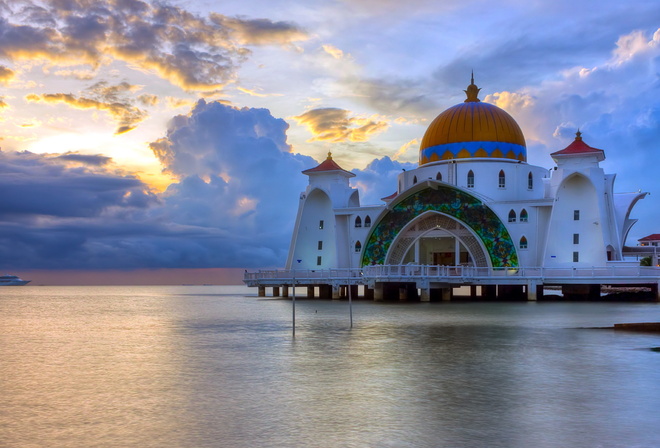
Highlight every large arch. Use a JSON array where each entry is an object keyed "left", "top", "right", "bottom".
[
  {"left": 386, "top": 211, "right": 490, "bottom": 267},
  {"left": 361, "top": 183, "right": 518, "bottom": 267}
]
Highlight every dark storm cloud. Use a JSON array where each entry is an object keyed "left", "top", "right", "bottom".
[
  {"left": 0, "top": 150, "right": 155, "bottom": 219},
  {"left": 0, "top": 102, "right": 327, "bottom": 269},
  {"left": 0, "top": 99, "right": 434, "bottom": 269},
  {"left": 55, "top": 153, "right": 112, "bottom": 166},
  {"left": 149, "top": 100, "right": 317, "bottom": 263}
]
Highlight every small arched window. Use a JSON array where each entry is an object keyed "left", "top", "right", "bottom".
[
  {"left": 528, "top": 172, "right": 533, "bottom": 190},
  {"left": 364, "top": 216, "right": 371, "bottom": 228},
  {"left": 499, "top": 170, "right": 506, "bottom": 188},
  {"left": 355, "top": 241, "right": 362, "bottom": 252},
  {"left": 520, "top": 236, "right": 528, "bottom": 249},
  {"left": 520, "top": 209, "right": 528, "bottom": 222},
  {"left": 508, "top": 209, "right": 516, "bottom": 223},
  {"left": 436, "top": 172, "right": 442, "bottom": 181},
  {"left": 467, "top": 170, "right": 474, "bottom": 188},
  {"left": 355, "top": 216, "right": 362, "bottom": 228},
  {"left": 413, "top": 176, "right": 417, "bottom": 184}
]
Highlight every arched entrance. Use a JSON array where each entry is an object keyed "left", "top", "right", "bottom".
[
  {"left": 386, "top": 212, "right": 489, "bottom": 266},
  {"left": 361, "top": 182, "right": 517, "bottom": 268}
]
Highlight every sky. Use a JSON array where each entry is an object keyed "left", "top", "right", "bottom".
[{"left": 0, "top": 0, "right": 659, "bottom": 284}]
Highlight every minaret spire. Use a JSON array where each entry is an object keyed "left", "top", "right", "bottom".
[{"left": 464, "top": 72, "right": 481, "bottom": 103}]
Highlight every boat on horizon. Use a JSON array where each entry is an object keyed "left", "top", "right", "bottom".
[{"left": 0, "top": 274, "right": 30, "bottom": 286}]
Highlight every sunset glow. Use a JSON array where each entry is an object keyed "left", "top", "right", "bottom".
[{"left": 0, "top": 0, "right": 658, "bottom": 284}]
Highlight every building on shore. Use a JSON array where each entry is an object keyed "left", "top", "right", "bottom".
[{"left": 245, "top": 77, "right": 660, "bottom": 301}]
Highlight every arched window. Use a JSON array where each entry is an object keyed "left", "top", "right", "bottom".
[
  {"left": 520, "top": 236, "right": 528, "bottom": 249},
  {"left": 355, "top": 241, "right": 362, "bottom": 252},
  {"left": 499, "top": 170, "right": 506, "bottom": 188},
  {"left": 467, "top": 170, "right": 474, "bottom": 188},
  {"left": 436, "top": 172, "right": 442, "bottom": 181},
  {"left": 364, "top": 216, "right": 371, "bottom": 228},
  {"left": 520, "top": 209, "right": 528, "bottom": 222},
  {"left": 355, "top": 216, "right": 362, "bottom": 228},
  {"left": 413, "top": 176, "right": 417, "bottom": 184},
  {"left": 508, "top": 209, "right": 516, "bottom": 223},
  {"left": 528, "top": 172, "right": 533, "bottom": 190}
]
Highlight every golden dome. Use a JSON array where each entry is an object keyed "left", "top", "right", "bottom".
[{"left": 419, "top": 77, "right": 527, "bottom": 165}]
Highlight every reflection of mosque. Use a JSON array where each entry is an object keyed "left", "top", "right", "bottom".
[{"left": 246, "top": 77, "right": 660, "bottom": 301}]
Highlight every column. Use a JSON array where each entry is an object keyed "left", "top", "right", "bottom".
[
  {"left": 526, "top": 280, "right": 537, "bottom": 301},
  {"left": 258, "top": 286, "right": 265, "bottom": 297},
  {"left": 374, "top": 283, "right": 384, "bottom": 301},
  {"left": 332, "top": 284, "right": 341, "bottom": 300},
  {"left": 399, "top": 285, "right": 407, "bottom": 301},
  {"left": 281, "top": 286, "right": 289, "bottom": 298},
  {"left": 307, "top": 286, "right": 315, "bottom": 299},
  {"left": 441, "top": 287, "right": 451, "bottom": 301},
  {"left": 272, "top": 286, "right": 280, "bottom": 297}
]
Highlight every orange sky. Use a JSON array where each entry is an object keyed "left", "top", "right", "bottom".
[{"left": 18, "top": 268, "right": 247, "bottom": 286}]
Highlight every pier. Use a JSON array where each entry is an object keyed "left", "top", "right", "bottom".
[{"left": 244, "top": 264, "right": 660, "bottom": 301}]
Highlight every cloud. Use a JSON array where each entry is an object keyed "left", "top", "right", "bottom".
[
  {"left": 322, "top": 44, "right": 346, "bottom": 59},
  {"left": 0, "top": 0, "right": 309, "bottom": 92},
  {"left": 0, "top": 150, "right": 155, "bottom": 220},
  {"left": 293, "top": 107, "right": 389, "bottom": 142},
  {"left": 0, "top": 65, "right": 15, "bottom": 83},
  {"left": 351, "top": 156, "right": 415, "bottom": 206},
  {"left": 0, "top": 100, "right": 459, "bottom": 270},
  {"left": 138, "top": 93, "right": 159, "bottom": 106},
  {"left": 211, "top": 14, "right": 308, "bottom": 46},
  {"left": 391, "top": 138, "right": 419, "bottom": 163},
  {"left": 237, "top": 86, "right": 283, "bottom": 97},
  {"left": 25, "top": 80, "right": 148, "bottom": 134},
  {"left": 147, "top": 100, "right": 318, "bottom": 266},
  {"left": 55, "top": 152, "right": 112, "bottom": 166}
]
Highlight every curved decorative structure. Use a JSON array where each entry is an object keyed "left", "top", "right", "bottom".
[{"left": 361, "top": 183, "right": 518, "bottom": 267}]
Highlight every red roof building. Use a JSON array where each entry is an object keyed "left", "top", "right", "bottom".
[{"left": 639, "top": 234, "right": 660, "bottom": 247}]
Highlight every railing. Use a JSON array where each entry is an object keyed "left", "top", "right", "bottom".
[{"left": 244, "top": 265, "right": 660, "bottom": 284}]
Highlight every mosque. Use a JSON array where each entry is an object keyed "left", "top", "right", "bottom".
[{"left": 246, "top": 77, "right": 660, "bottom": 301}]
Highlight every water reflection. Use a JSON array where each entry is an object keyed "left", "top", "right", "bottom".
[{"left": 1, "top": 288, "right": 660, "bottom": 448}]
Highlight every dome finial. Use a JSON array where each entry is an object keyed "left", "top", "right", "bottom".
[
  {"left": 464, "top": 71, "right": 481, "bottom": 103},
  {"left": 575, "top": 129, "right": 582, "bottom": 141},
  {"left": 327, "top": 151, "right": 333, "bottom": 159}
]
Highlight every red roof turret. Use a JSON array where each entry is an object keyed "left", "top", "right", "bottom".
[
  {"left": 302, "top": 152, "right": 355, "bottom": 177},
  {"left": 551, "top": 130, "right": 605, "bottom": 160}
]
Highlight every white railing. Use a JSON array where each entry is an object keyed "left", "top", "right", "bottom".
[{"left": 244, "top": 265, "right": 660, "bottom": 283}]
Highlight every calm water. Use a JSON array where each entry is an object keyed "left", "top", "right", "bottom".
[{"left": 2, "top": 285, "right": 660, "bottom": 448}]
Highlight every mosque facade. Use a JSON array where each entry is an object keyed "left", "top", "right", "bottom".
[{"left": 247, "top": 78, "right": 659, "bottom": 300}]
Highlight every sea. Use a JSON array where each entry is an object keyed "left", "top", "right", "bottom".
[{"left": 1, "top": 285, "right": 660, "bottom": 448}]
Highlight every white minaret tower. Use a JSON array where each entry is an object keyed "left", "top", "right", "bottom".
[{"left": 286, "top": 153, "right": 358, "bottom": 270}]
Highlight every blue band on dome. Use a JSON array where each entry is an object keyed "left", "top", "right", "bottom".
[{"left": 420, "top": 141, "right": 527, "bottom": 164}]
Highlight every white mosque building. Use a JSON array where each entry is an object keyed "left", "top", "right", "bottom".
[{"left": 247, "top": 77, "right": 659, "bottom": 301}]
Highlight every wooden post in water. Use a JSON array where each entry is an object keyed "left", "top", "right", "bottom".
[
  {"left": 348, "top": 277, "right": 353, "bottom": 329},
  {"left": 292, "top": 272, "right": 296, "bottom": 337}
]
